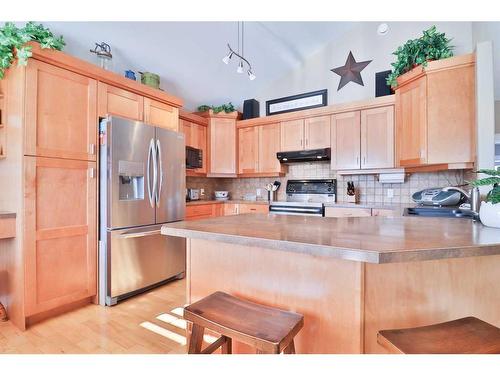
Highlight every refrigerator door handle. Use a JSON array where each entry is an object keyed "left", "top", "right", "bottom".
[
  {"left": 155, "top": 139, "right": 163, "bottom": 207},
  {"left": 117, "top": 229, "right": 161, "bottom": 239},
  {"left": 147, "top": 138, "right": 156, "bottom": 208}
]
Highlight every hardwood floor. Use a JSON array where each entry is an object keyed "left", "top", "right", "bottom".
[{"left": 0, "top": 279, "right": 197, "bottom": 354}]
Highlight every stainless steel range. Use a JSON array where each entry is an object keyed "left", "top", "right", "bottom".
[{"left": 269, "top": 179, "right": 336, "bottom": 216}]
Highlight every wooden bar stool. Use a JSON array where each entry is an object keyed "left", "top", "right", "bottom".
[
  {"left": 184, "top": 291, "right": 304, "bottom": 354},
  {"left": 378, "top": 317, "right": 500, "bottom": 354}
]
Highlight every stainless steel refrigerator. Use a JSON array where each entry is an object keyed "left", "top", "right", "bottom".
[{"left": 99, "top": 116, "right": 186, "bottom": 306}]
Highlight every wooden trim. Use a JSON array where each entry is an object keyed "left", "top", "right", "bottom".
[
  {"left": 403, "top": 162, "right": 474, "bottom": 173},
  {"left": 25, "top": 297, "right": 92, "bottom": 327},
  {"left": 179, "top": 110, "right": 209, "bottom": 127},
  {"left": 336, "top": 168, "right": 405, "bottom": 176},
  {"left": 396, "top": 53, "right": 475, "bottom": 88},
  {"left": 194, "top": 110, "right": 241, "bottom": 119},
  {"left": 27, "top": 42, "right": 183, "bottom": 108},
  {"left": 237, "top": 95, "right": 395, "bottom": 128},
  {"left": 237, "top": 172, "right": 286, "bottom": 178}
]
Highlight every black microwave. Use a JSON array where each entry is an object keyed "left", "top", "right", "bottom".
[{"left": 186, "top": 146, "right": 203, "bottom": 169}]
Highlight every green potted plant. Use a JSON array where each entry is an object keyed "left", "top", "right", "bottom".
[
  {"left": 387, "top": 25, "right": 454, "bottom": 88},
  {"left": 471, "top": 169, "right": 500, "bottom": 228},
  {"left": 197, "top": 102, "right": 236, "bottom": 114},
  {"left": 0, "top": 22, "right": 65, "bottom": 79}
]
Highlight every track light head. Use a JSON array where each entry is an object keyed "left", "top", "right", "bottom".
[
  {"left": 248, "top": 70, "right": 256, "bottom": 80},
  {"left": 236, "top": 60, "right": 244, "bottom": 73},
  {"left": 222, "top": 52, "right": 232, "bottom": 64}
]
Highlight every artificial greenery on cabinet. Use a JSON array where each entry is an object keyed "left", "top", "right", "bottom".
[
  {"left": 197, "top": 102, "right": 235, "bottom": 114},
  {"left": 0, "top": 22, "right": 65, "bottom": 79},
  {"left": 387, "top": 26, "right": 453, "bottom": 88}
]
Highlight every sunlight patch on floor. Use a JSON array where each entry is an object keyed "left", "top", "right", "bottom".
[
  {"left": 156, "top": 313, "right": 187, "bottom": 329},
  {"left": 170, "top": 307, "right": 184, "bottom": 317},
  {"left": 139, "top": 321, "right": 186, "bottom": 346}
]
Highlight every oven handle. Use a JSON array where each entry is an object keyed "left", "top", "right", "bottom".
[{"left": 269, "top": 206, "right": 323, "bottom": 214}]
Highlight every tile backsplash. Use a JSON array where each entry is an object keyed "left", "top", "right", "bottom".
[{"left": 187, "top": 162, "right": 467, "bottom": 205}]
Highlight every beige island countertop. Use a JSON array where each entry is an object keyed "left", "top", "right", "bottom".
[
  {"left": 162, "top": 214, "right": 500, "bottom": 353},
  {"left": 161, "top": 214, "right": 500, "bottom": 264}
]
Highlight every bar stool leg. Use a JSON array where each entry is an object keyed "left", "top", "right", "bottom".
[
  {"left": 221, "top": 336, "right": 232, "bottom": 354},
  {"left": 188, "top": 323, "right": 205, "bottom": 354},
  {"left": 283, "top": 340, "right": 295, "bottom": 354}
]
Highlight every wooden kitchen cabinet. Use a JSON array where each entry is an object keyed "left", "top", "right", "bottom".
[
  {"left": 280, "top": 119, "right": 304, "bottom": 151},
  {"left": 238, "top": 203, "right": 269, "bottom": 214},
  {"left": 144, "top": 98, "right": 179, "bottom": 131},
  {"left": 395, "top": 54, "right": 475, "bottom": 167},
  {"left": 238, "top": 126, "right": 259, "bottom": 174},
  {"left": 371, "top": 208, "right": 396, "bottom": 217},
  {"left": 181, "top": 118, "right": 207, "bottom": 174},
  {"left": 331, "top": 106, "right": 394, "bottom": 171},
  {"left": 395, "top": 77, "right": 427, "bottom": 166},
  {"left": 305, "top": 115, "right": 331, "bottom": 149},
  {"left": 185, "top": 203, "right": 223, "bottom": 220},
  {"left": 24, "top": 156, "right": 97, "bottom": 316},
  {"left": 223, "top": 203, "right": 240, "bottom": 216},
  {"left": 324, "top": 207, "right": 371, "bottom": 218},
  {"left": 207, "top": 114, "right": 238, "bottom": 176},
  {"left": 258, "top": 123, "right": 283, "bottom": 174},
  {"left": 98, "top": 82, "right": 144, "bottom": 121},
  {"left": 331, "top": 111, "right": 361, "bottom": 170},
  {"left": 24, "top": 60, "right": 98, "bottom": 161},
  {"left": 361, "top": 106, "right": 394, "bottom": 169}
]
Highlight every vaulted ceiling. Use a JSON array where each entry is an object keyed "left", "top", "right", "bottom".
[{"left": 39, "top": 22, "right": 358, "bottom": 110}]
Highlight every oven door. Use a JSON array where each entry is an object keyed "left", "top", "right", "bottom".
[{"left": 269, "top": 204, "right": 324, "bottom": 216}]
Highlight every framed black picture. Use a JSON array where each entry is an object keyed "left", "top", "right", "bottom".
[{"left": 266, "top": 89, "right": 328, "bottom": 116}]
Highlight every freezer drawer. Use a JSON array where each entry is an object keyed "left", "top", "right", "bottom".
[{"left": 104, "top": 225, "right": 185, "bottom": 305}]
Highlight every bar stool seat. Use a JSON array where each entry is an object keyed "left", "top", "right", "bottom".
[
  {"left": 184, "top": 291, "right": 304, "bottom": 354},
  {"left": 378, "top": 317, "right": 500, "bottom": 354}
]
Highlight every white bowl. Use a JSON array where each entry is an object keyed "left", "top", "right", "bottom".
[{"left": 215, "top": 191, "right": 229, "bottom": 198}]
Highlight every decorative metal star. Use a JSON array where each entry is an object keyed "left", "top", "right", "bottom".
[{"left": 331, "top": 51, "right": 372, "bottom": 91}]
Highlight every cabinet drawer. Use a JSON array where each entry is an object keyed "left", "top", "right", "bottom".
[
  {"left": 238, "top": 204, "right": 269, "bottom": 214},
  {"left": 372, "top": 209, "right": 396, "bottom": 217},
  {"left": 185, "top": 203, "right": 223, "bottom": 220},
  {"left": 324, "top": 207, "right": 371, "bottom": 218}
]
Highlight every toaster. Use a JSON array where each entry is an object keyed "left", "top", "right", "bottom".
[
  {"left": 186, "top": 188, "right": 200, "bottom": 201},
  {"left": 412, "top": 187, "right": 467, "bottom": 206}
]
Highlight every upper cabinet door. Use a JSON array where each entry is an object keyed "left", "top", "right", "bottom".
[
  {"left": 395, "top": 76, "right": 427, "bottom": 167},
  {"left": 238, "top": 127, "right": 259, "bottom": 174},
  {"left": 209, "top": 118, "right": 236, "bottom": 175},
  {"left": 258, "top": 123, "right": 282, "bottom": 174},
  {"left": 144, "top": 98, "right": 179, "bottom": 131},
  {"left": 280, "top": 119, "right": 304, "bottom": 151},
  {"left": 331, "top": 111, "right": 361, "bottom": 170},
  {"left": 305, "top": 115, "right": 331, "bottom": 149},
  {"left": 25, "top": 60, "right": 97, "bottom": 161},
  {"left": 98, "top": 82, "right": 144, "bottom": 121},
  {"left": 361, "top": 106, "right": 394, "bottom": 169}
]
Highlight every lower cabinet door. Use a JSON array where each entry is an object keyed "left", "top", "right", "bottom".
[{"left": 24, "top": 156, "right": 97, "bottom": 316}]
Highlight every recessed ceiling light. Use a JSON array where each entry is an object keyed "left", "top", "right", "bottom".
[{"left": 377, "top": 23, "right": 389, "bottom": 36}]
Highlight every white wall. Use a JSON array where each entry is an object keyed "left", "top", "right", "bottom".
[{"left": 255, "top": 22, "right": 474, "bottom": 115}]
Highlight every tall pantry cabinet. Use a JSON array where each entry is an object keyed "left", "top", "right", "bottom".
[{"left": 0, "top": 43, "right": 182, "bottom": 330}]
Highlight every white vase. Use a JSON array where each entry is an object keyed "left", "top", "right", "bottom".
[{"left": 479, "top": 201, "right": 500, "bottom": 228}]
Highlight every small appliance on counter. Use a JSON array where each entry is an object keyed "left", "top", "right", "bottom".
[
  {"left": 411, "top": 187, "right": 469, "bottom": 206},
  {"left": 405, "top": 186, "right": 478, "bottom": 220},
  {"left": 215, "top": 191, "right": 229, "bottom": 201},
  {"left": 186, "top": 188, "right": 201, "bottom": 201}
]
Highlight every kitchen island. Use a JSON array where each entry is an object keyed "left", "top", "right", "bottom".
[{"left": 161, "top": 214, "right": 500, "bottom": 353}]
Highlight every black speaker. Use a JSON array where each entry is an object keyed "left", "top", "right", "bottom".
[
  {"left": 375, "top": 70, "right": 392, "bottom": 97},
  {"left": 243, "top": 99, "right": 260, "bottom": 120}
]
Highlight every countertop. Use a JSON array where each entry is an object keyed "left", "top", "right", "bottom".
[
  {"left": 161, "top": 214, "right": 500, "bottom": 264},
  {"left": 186, "top": 200, "right": 269, "bottom": 206},
  {"left": 0, "top": 211, "right": 16, "bottom": 219}
]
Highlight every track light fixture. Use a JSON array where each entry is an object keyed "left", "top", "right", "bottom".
[{"left": 222, "top": 22, "right": 256, "bottom": 80}]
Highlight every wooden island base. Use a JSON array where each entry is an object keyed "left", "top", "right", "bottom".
[{"left": 186, "top": 239, "right": 500, "bottom": 354}]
